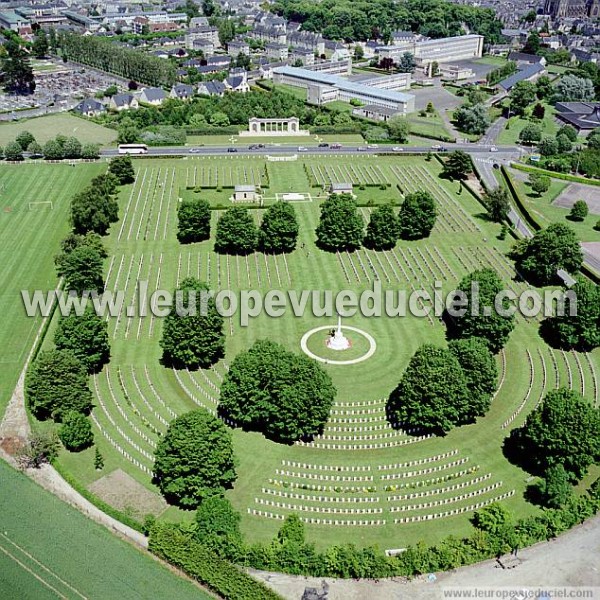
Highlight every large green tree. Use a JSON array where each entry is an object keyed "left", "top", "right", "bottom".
[
  {"left": 259, "top": 201, "right": 299, "bottom": 253},
  {"left": 387, "top": 116, "right": 410, "bottom": 142},
  {"left": 153, "top": 410, "right": 237, "bottom": 508},
  {"left": 71, "top": 174, "right": 120, "bottom": 235},
  {"left": 446, "top": 268, "right": 515, "bottom": 353},
  {"left": 315, "top": 194, "right": 364, "bottom": 251},
  {"left": 364, "top": 204, "right": 399, "bottom": 250},
  {"left": 398, "top": 191, "right": 437, "bottom": 240},
  {"left": 160, "top": 278, "right": 224, "bottom": 368},
  {"left": 449, "top": 338, "right": 497, "bottom": 420},
  {"left": 219, "top": 340, "right": 336, "bottom": 443},
  {"left": 54, "top": 304, "right": 110, "bottom": 373},
  {"left": 1, "top": 41, "right": 35, "bottom": 95},
  {"left": 387, "top": 345, "right": 470, "bottom": 434},
  {"left": 15, "top": 131, "right": 35, "bottom": 151},
  {"left": 108, "top": 155, "right": 136, "bottom": 184},
  {"left": 56, "top": 244, "right": 105, "bottom": 294},
  {"left": 454, "top": 104, "right": 490, "bottom": 135},
  {"left": 543, "top": 278, "right": 600, "bottom": 351},
  {"left": 214, "top": 207, "right": 258, "bottom": 255},
  {"left": 510, "top": 223, "right": 583, "bottom": 286},
  {"left": 508, "top": 388, "right": 600, "bottom": 481},
  {"left": 177, "top": 199, "right": 211, "bottom": 244},
  {"left": 536, "top": 464, "right": 572, "bottom": 508},
  {"left": 484, "top": 187, "right": 510, "bottom": 222},
  {"left": 509, "top": 81, "right": 536, "bottom": 115},
  {"left": 442, "top": 151, "right": 472, "bottom": 180},
  {"left": 32, "top": 30, "right": 49, "bottom": 59},
  {"left": 195, "top": 496, "right": 243, "bottom": 559},
  {"left": 59, "top": 411, "right": 94, "bottom": 451},
  {"left": 25, "top": 350, "right": 92, "bottom": 421}
]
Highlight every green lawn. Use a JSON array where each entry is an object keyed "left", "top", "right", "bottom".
[
  {"left": 496, "top": 104, "right": 559, "bottom": 145},
  {"left": 41, "top": 154, "right": 599, "bottom": 551},
  {"left": 186, "top": 134, "right": 365, "bottom": 146},
  {"left": 508, "top": 168, "right": 600, "bottom": 242},
  {"left": 0, "top": 114, "right": 118, "bottom": 147},
  {"left": 0, "top": 162, "right": 106, "bottom": 414},
  {"left": 407, "top": 110, "right": 452, "bottom": 140},
  {"left": 0, "top": 460, "right": 211, "bottom": 599}
]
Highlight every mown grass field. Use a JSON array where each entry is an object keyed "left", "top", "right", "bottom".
[
  {"left": 0, "top": 114, "right": 118, "bottom": 147},
  {"left": 508, "top": 168, "right": 600, "bottom": 242},
  {"left": 0, "top": 162, "right": 106, "bottom": 414},
  {"left": 45, "top": 154, "right": 599, "bottom": 550},
  {"left": 0, "top": 460, "right": 211, "bottom": 599},
  {"left": 496, "top": 103, "right": 559, "bottom": 146}
]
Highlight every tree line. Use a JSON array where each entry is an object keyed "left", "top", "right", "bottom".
[
  {"left": 1, "top": 130, "right": 100, "bottom": 162},
  {"left": 24, "top": 157, "right": 134, "bottom": 459},
  {"left": 59, "top": 33, "right": 177, "bottom": 88},
  {"left": 271, "top": 0, "right": 502, "bottom": 43}
]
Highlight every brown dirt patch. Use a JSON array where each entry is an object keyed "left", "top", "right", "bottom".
[{"left": 89, "top": 468, "right": 167, "bottom": 518}]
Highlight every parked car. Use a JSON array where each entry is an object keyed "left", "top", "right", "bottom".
[{"left": 227, "top": 147, "right": 238, "bottom": 153}]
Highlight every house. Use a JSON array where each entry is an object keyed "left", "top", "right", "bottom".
[
  {"left": 329, "top": 182, "right": 353, "bottom": 195},
  {"left": 110, "top": 93, "right": 139, "bottom": 111},
  {"left": 192, "top": 38, "right": 215, "bottom": 56},
  {"left": 197, "top": 80, "right": 226, "bottom": 96},
  {"left": 265, "top": 42, "right": 288, "bottom": 61},
  {"left": 507, "top": 51, "right": 547, "bottom": 66},
  {"left": 139, "top": 87, "right": 167, "bottom": 105},
  {"left": 73, "top": 98, "right": 105, "bottom": 117},
  {"left": 207, "top": 55, "right": 232, "bottom": 69},
  {"left": 185, "top": 26, "right": 220, "bottom": 50},
  {"left": 189, "top": 16, "right": 209, "bottom": 28},
  {"left": 331, "top": 48, "right": 351, "bottom": 62},
  {"left": 170, "top": 83, "right": 195, "bottom": 100},
  {"left": 228, "top": 40, "right": 250, "bottom": 58},
  {"left": 289, "top": 47, "right": 315, "bottom": 66},
  {"left": 555, "top": 102, "right": 600, "bottom": 133},
  {"left": 352, "top": 104, "right": 401, "bottom": 122},
  {"left": 498, "top": 62, "right": 545, "bottom": 92},
  {"left": 225, "top": 71, "right": 250, "bottom": 93},
  {"left": 233, "top": 184, "right": 259, "bottom": 202}
]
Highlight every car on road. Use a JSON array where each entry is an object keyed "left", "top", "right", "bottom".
[
  {"left": 227, "top": 147, "right": 238, "bottom": 153},
  {"left": 318, "top": 142, "right": 329, "bottom": 148},
  {"left": 298, "top": 146, "right": 308, "bottom": 152},
  {"left": 489, "top": 146, "right": 498, "bottom": 152},
  {"left": 367, "top": 144, "right": 378, "bottom": 149},
  {"left": 431, "top": 144, "right": 442, "bottom": 150},
  {"left": 357, "top": 147, "right": 367, "bottom": 152},
  {"left": 188, "top": 147, "right": 202, "bottom": 153},
  {"left": 330, "top": 143, "right": 342, "bottom": 149},
  {"left": 392, "top": 146, "right": 404, "bottom": 152}
]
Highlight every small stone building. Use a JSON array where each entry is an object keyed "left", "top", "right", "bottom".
[
  {"left": 233, "top": 184, "right": 259, "bottom": 202},
  {"left": 329, "top": 182, "right": 353, "bottom": 195}
]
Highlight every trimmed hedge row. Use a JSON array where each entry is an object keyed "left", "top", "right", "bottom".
[
  {"left": 149, "top": 524, "right": 283, "bottom": 600},
  {"left": 512, "top": 163, "right": 600, "bottom": 187}
]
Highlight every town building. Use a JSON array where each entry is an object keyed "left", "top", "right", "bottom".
[{"left": 377, "top": 34, "right": 484, "bottom": 64}]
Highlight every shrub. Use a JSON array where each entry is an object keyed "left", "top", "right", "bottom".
[{"left": 59, "top": 411, "right": 94, "bottom": 451}]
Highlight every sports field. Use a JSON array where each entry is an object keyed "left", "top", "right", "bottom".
[
  {"left": 0, "top": 162, "right": 106, "bottom": 414},
  {"left": 48, "top": 154, "right": 599, "bottom": 550},
  {"left": 0, "top": 460, "right": 211, "bottom": 599},
  {"left": 0, "top": 114, "right": 118, "bottom": 147}
]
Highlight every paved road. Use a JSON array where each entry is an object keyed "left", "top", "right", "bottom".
[{"left": 100, "top": 143, "right": 518, "bottom": 157}]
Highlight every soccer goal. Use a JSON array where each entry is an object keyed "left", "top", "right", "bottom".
[{"left": 28, "top": 201, "right": 54, "bottom": 210}]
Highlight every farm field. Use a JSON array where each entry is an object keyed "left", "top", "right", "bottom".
[
  {"left": 0, "top": 460, "right": 211, "bottom": 599},
  {"left": 46, "top": 154, "right": 600, "bottom": 550},
  {"left": 507, "top": 167, "right": 600, "bottom": 242},
  {"left": 0, "top": 162, "right": 106, "bottom": 415},
  {"left": 0, "top": 113, "right": 118, "bottom": 147}
]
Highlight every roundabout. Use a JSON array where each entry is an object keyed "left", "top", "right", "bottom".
[{"left": 300, "top": 324, "right": 377, "bottom": 365}]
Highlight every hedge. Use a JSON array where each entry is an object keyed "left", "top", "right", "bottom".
[
  {"left": 149, "top": 524, "right": 283, "bottom": 600},
  {"left": 185, "top": 126, "right": 240, "bottom": 136},
  {"left": 512, "top": 163, "right": 600, "bottom": 187}
]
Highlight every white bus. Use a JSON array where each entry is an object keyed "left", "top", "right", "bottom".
[{"left": 118, "top": 144, "right": 148, "bottom": 155}]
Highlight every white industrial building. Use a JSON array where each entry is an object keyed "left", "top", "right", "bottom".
[
  {"left": 273, "top": 67, "right": 415, "bottom": 114},
  {"left": 377, "top": 34, "right": 484, "bottom": 64}
]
